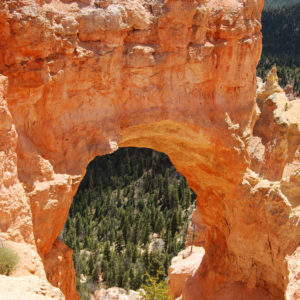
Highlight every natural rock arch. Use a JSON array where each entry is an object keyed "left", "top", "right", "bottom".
[{"left": 0, "top": 0, "right": 299, "bottom": 299}]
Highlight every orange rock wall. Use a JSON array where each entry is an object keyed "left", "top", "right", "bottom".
[{"left": 0, "top": 0, "right": 299, "bottom": 299}]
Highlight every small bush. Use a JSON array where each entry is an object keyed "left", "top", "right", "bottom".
[
  {"left": 139, "top": 271, "right": 172, "bottom": 300},
  {"left": 0, "top": 247, "right": 19, "bottom": 275}
]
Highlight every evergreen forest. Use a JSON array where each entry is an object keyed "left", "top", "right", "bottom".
[
  {"left": 258, "top": 2, "right": 300, "bottom": 94},
  {"left": 62, "top": 148, "right": 196, "bottom": 299},
  {"left": 264, "top": 0, "right": 300, "bottom": 9}
]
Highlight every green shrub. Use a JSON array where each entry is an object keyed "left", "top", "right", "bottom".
[
  {"left": 0, "top": 247, "right": 19, "bottom": 275},
  {"left": 139, "top": 271, "right": 173, "bottom": 300}
]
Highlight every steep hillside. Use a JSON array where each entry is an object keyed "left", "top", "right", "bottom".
[
  {"left": 62, "top": 148, "right": 196, "bottom": 299},
  {"left": 258, "top": 3, "right": 300, "bottom": 93},
  {"left": 264, "top": 0, "right": 300, "bottom": 9}
]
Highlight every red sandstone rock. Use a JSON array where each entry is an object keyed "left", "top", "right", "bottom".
[
  {"left": 44, "top": 239, "right": 78, "bottom": 300},
  {"left": 0, "top": 1, "right": 299, "bottom": 300},
  {"left": 168, "top": 246, "right": 205, "bottom": 299}
]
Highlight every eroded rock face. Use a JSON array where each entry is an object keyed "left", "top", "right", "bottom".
[
  {"left": 0, "top": 0, "right": 299, "bottom": 300},
  {"left": 168, "top": 246, "right": 205, "bottom": 299}
]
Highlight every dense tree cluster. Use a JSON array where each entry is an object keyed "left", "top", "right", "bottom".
[
  {"left": 264, "top": 0, "right": 300, "bottom": 9},
  {"left": 62, "top": 148, "right": 196, "bottom": 299},
  {"left": 257, "top": 3, "right": 300, "bottom": 94}
]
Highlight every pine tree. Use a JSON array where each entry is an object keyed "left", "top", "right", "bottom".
[
  {"left": 142, "top": 224, "right": 151, "bottom": 245},
  {"left": 91, "top": 262, "right": 101, "bottom": 283},
  {"left": 154, "top": 213, "right": 164, "bottom": 235},
  {"left": 171, "top": 212, "right": 178, "bottom": 237},
  {"left": 103, "top": 242, "right": 111, "bottom": 261}
]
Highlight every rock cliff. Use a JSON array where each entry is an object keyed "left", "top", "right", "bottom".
[
  {"left": 169, "top": 246, "right": 205, "bottom": 299},
  {"left": 0, "top": 0, "right": 299, "bottom": 300},
  {"left": 170, "top": 66, "right": 300, "bottom": 299}
]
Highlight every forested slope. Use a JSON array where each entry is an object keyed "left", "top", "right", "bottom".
[
  {"left": 264, "top": 0, "right": 300, "bottom": 9},
  {"left": 258, "top": 3, "right": 300, "bottom": 93},
  {"left": 62, "top": 148, "right": 196, "bottom": 299}
]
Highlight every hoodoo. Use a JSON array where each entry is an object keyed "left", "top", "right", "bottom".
[{"left": 0, "top": 0, "right": 299, "bottom": 299}]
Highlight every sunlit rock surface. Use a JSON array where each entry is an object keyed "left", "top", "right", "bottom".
[
  {"left": 169, "top": 246, "right": 205, "bottom": 299},
  {"left": 94, "top": 287, "right": 141, "bottom": 300},
  {"left": 0, "top": 275, "right": 64, "bottom": 300},
  {"left": 0, "top": 0, "right": 299, "bottom": 299}
]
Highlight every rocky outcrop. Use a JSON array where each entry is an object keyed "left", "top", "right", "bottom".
[
  {"left": 168, "top": 246, "right": 205, "bottom": 299},
  {"left": 43, "top": 239, "right": 78, "bottom": 300},
  {"left": 0, "top": 274, "right": 64, "bottom": 300},
  {"left": 94, "top": 287, "right": 141, "bottom": 300},
  {"left": 177, "top": 68, "right": 300, "bottom": 300},
  {"left": 251, "top": 66, "right": 300, "bottom": 181},
  {"left": 0, "top": 1, "right": 299, "bottom": 300}
]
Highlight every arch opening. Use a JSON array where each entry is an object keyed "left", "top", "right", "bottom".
[
  {"left": 30, "top": 120, "right": 287, "bottom": 300},
  {"left": 60, "top": 147, "right": 197, "bottom": 299}
]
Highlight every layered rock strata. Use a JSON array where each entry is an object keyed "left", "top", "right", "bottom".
[{"left": 0, "top": 0, "right": 299, "bottom": 300}]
